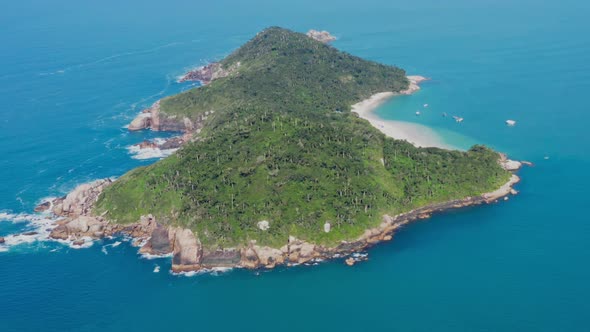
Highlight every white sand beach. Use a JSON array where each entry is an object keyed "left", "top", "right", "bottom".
[{"left": 351, "top": 76, "right": 454, "bottom": 150}]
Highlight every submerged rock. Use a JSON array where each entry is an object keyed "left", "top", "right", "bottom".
[{"left": 34, "top": 201, "right": 51, "bottom": 213}]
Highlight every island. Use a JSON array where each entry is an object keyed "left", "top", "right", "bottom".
[{"left": 41, "top": 27, "right": 522, "bottom": 273}]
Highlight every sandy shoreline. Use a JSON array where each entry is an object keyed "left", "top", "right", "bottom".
[{"left": 352, "top": 76, "right": 454, "bottom": 150}]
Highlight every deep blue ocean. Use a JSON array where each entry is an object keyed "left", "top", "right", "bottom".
[{"left": 1, "top": 0, "right": 589, "bottom": 331}]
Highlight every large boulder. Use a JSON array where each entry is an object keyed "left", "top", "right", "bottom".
[
  {"left": 171, "top": 229, "right": 202, "bottom": 271},
  {"left": 128, "top": 113, "right": 152, "bottom": 131}
]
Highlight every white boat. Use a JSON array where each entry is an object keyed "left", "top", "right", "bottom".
[
  {"left": 506, "top": 119, "right": 516, "bottom": 126},
  {"left": 423, "top": 103, "right": 429, "bottom": 108},
  {"left": 453, "top": 116, "right": 464, "bottom": 123},
  {"left": 415, "top": 111, "right": 421, "bottom": 116}
]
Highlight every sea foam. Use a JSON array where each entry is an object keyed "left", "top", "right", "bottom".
[
  {"left": 0, "top": 213, "right": 61, "bottom": 252},
  {"left": 126, "top": 138, "right": 178, "bottom": 160}
]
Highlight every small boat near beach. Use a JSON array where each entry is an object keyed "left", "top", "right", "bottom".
[
  {"left": 416, "top": 111, "right": 421, "bottom": 116},
  {"left": 453, "top": 116, "right": 464, "bottom": 123},
  {"left": 506, "top": 119, "right": 516, "bottom": 126}
]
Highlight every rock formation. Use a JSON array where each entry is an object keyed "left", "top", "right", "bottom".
[
  {"left": 178, "top": 62, "right": 240, "bottom": 84},
  {"left": 499, "top": 153, "right": 523, "bottom": 171},
  {"left": 171, "top": 228, "right": 202, "bottom": 272},
  {"left": 306, "top": 30, "right": 337, "bottom": 43},
  {"left": 401, "top": 76, "right": 428, "bottom": 95},
  {"left": 34, "top": 201, "right": 52, "bottom": 213},
  {"left": 52, "top": 179, "right": 112, "bottom": 217},
  {"left": 129, "top": 100, "right": 193, "bottom": 132}
]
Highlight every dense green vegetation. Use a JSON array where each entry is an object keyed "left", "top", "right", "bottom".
[
  {"left": 158, "top": 27, "right": 408, "bottom": 122},
  {"left": 95, "top": 27, "right": 510, "bottom": 248}
]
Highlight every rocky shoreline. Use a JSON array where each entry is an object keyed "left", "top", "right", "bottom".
[
  {"left": 126, "top": 101, "right": 214, "bottom": 153},
  {"left": 35, "top": 72, "right": 528, "bottom": 274},
  {"left": 37, "top": 157, "right": 524, "bottom": 273},
  {"left": 127, "top": 75, "right": 429, "bottom": 156}
]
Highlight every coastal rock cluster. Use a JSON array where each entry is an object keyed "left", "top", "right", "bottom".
[
  {"left": 128, "top": 101, "right": 197, "bottom": 132},
  {"left": 132, "top": 134, "right": 190, "bottom": 152},
  {"left": 178, "top": 61, "right": 240, "bottom": 84},
  {"left": 306, "top": 30, "right": 337, "bottom": 43},
  {"left": 53, "top": 179, "right": 112, "bottom": 217},
  {"left": 127, "top": 101, "right": 214, "bottom": 152},
  {"left": 402, "top": 76, "right": 428, "bottom": 95}
]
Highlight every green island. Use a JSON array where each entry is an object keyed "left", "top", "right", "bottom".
[{"left": 47, "top": 27, "right": 518, "bottom": 271}]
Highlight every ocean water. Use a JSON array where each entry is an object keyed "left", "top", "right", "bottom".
[{"left": 1, "top": 0, "right": 589, "bottom": 331}]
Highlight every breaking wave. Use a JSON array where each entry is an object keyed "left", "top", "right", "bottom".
[
  {"left": 171, "top": 266, "right": 235, "bottom": 277},
  {"left": 0, "top": 212, "right": 60, "bottom": 252},
  {"left": 126, "top": 138, "right": 178, "bottom": 160},
  {"left": 38, "top": 42, "right": 186, "bottom": 76}
]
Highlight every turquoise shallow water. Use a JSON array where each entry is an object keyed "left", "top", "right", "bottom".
[{"left": 1, "top": 0, "right": 590, "bottom": 331}]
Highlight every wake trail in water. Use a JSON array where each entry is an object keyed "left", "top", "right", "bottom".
[{"left": 38, "top": 41, "right": 189, "bottom": 76}]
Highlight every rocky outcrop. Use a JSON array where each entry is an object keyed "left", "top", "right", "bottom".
[
  {"left": 483, "top": 174, "right": 520, "bottom": 202},
  {"left": 171, "top": 228, "right": 202, "bottom": 272},
  {"left": 345, "top": 257, "right": 355, "bottom": 266},
  {"left": 286, "top": 236, "right": 318, "bottom": 264},
  {"left": 129, "top": 100, "right": 194, "bottom": 132},
  {"left": 34, "top": 201, "right": 52, "bottom": 213},
  {"left": 131, "top": 133, "right": 192, "bottom": 152},
  {"left": 135, "top": 140, "right": 158, "bottom": 149},
  {"left": 127, "top": 101, "right": 214, "bottom": 150},
  {"left": 138, "top": 224, "right": 173, "bottom": 255},
  {"left": 50, "top": 216, "right": 106, "bottom": 240},
  {"left": 306, "top": 30, "right": 336, "bottom": 43},
  {"left": 178, "top": 62, "right": 240, "bottom": 84},
  {"left": 51, "top": 179, "right": 112, "bottom": 217},
  {"left": 401, "top": 76, "right": 428, "bottom": 95},
  {"left": 240, "top": 244, "right": 284, "bottom": 269},
  {"left": 128, "top": 113, "right": 152, "bottom": 131},
  {"left": 499, "top": 153, "right": 523, "bottom": 171},
  {"left": 0, "top": 237, "right": 5, "bottom": 244}
]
